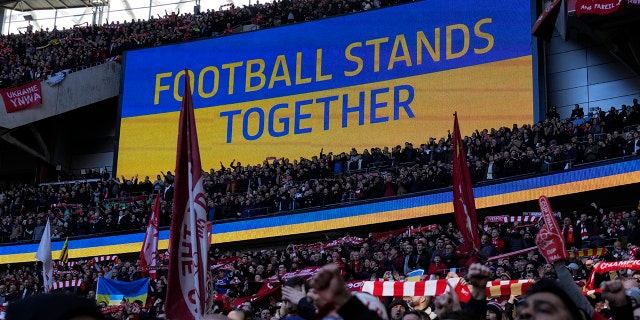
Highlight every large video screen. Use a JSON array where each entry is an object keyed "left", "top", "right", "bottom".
[{"left": 117, "top": 0, "right": 533, "bottom": 177}]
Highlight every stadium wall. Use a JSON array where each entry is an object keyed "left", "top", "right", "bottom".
[
  {"left": 0, "top": 61, "right": 120, "bottom": 129},
  {"left": 547, "top": 32, "right": 640, "bottom": 117}
]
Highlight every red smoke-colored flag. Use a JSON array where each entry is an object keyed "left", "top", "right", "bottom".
[
  {"left": 165, "top": 70, "right": 209, "bottom": 320},
  {"left": 452, "top": 113, "right": 480, "bottom": 251},
  {"left": 140, "top": 192, "right": 161, "bottom": 280},
  {"left": 532, "top": 0, "right": 562, "bottom": 42}
]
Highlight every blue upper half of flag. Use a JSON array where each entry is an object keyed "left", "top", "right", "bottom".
[
  {"left": 121, "top": 0, "right": 533, "bottom": 118},
  {"left": 407, "top": 269, "right": 425, "bottom": 277}
]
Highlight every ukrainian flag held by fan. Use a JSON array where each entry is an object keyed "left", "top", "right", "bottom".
[{"left": 96, "top": 278, "right": 149, "bottom": 306}]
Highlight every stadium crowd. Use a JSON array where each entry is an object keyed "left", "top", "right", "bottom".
[
  {"left": 0, "top": 0, "right": 639, "bottom": 317},
  {"left": 0, "top": 101, "right": 637, "bottom": 319},
  {"left": 1, "top": 101, "right": 640, "bottom": 244},
  {"left": 0, "top": 0, "right": 411, "bottom": 89},
  {"left": 0, "top": 197, "right": 640, "bottom": 319}
]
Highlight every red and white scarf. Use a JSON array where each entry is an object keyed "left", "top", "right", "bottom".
[
  {"left": 563, "top": 225, "right": 574, "bottom": 244},
  {"left": 580, "top": 223, "right": 589, "bottom": 241},
  {"left": 585, "top": 260, "right": 640, "bottom": 290}
]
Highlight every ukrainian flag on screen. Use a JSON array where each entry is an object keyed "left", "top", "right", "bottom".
[{"left": 96, "top": 277, "right": 149, "bottom": 306}]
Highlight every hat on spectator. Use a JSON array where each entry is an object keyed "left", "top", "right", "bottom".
[
  {"left": 627, "top": 287, "right": 640, "bottom": 305},
  {"left": 525, "top": 278, "right": 587, "bottom": 320},
  {"left": 353, "top": 292, "right": 389, "bottom": 320},
  {"left": 486, "top": 301, "right": 503, "bottom": 319},
  {"left": 6, "top": 293, "right": 105, "bottom": 320},
  {"left": 566, "top": 263, "right": 580, "bottom": 271},
  {"left": 387, "top": 299, "right": 409, "bottom": 312}
]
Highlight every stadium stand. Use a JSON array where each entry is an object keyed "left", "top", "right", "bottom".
[
  {"left": 0, "top": 198, "right": 638, "bottom": 318},
  {"left": 0, "top": 0, "right": 639, "bottom": 319},
  {"left": 0, "top": 0, "right": 400, "bottom": 90},
  {"left": 0, "top": 114, "right": 638, "bottom": 243}
]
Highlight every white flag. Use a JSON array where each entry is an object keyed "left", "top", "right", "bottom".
[
  {"left": 45, "top": 69, "right": 70, "bottom": 86},
  {"left": 35, "top": 218, "right": 53, "bottom": 292},
  {"left": 140, "top": 192, "right": 161, "bottom": 280}
]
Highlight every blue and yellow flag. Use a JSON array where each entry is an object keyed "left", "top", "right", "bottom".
[
  {"left": 406, "top": 269, "right": 424, "bottom": 281},
  {"left": 96, "top": 277, "right": 149, "bottom": 306}
]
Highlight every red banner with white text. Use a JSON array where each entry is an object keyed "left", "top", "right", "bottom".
[
  {"left": 585, "top": 259, "right": 640, "bottom": 290},
  {"left": 576, "top": 0, "right": 625, "bottom": 16},
  {"left": 1, "top": 81, "right": 42, "bottom": 113}
]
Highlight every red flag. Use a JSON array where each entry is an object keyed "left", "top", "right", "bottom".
[
  {"left": 232, "top": 282, "right": 281, "bottom": 309},
  {"left": 452, "top": 113, "right": 480, "bottom": 251},
  {"left": 166, "top": 70, "right": 209, "bottom": 319},
  {"left": 140, "top": 192, "right": 161, "bottom": 280},
  {"left": 455, "top": 280, "right": 471, "bottom": 303},
  {"left": 531, "top": 0, "right": 562, "bottom": 42},
  {"left": 576, "top": 0, "right": 625, "bottom": 17}
]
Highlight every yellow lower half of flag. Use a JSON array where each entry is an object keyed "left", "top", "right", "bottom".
[
  {"left": 117, "top": 56, "right": 533, "bottom": 178},
  {"left": 97, "top": 293, "right": 148, "bottom": 306}
]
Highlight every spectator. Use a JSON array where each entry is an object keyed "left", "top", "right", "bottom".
[
  {"left": 309, "top": 264, "right": 386, "bottom": 320},
  {"left": 152, "top": 174, "right": 164, "bottom": 192},
  {"left": 427, "top": 255, "right": 446, "bottom": 276},
  {"left": 562, "top": 217, "right": 578, "bottom": 249},
  {"left": 546, "top": 106, "right": 561, "bottom": 120},
  {"left": 228, "top": 309, "right": 252, "bottom": 320},
  {"left": 571, "top": 104, "right": 585, "bottom": 119},
  {"left": 477, "top": 234, "right": 497, "bottom": 263},
  {"left": 280, "top": 276, "right": 315, "bottom": 320},
  {"left": 387, "top": 300, "right": 409, "bottom": 320},
  {"left": 490, "top": 229, "right": 505, "bottom": 254}
]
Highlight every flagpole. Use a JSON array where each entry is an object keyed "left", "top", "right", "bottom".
[{"left": 165, "top": 69, "right": 209, "bottom": 320}]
